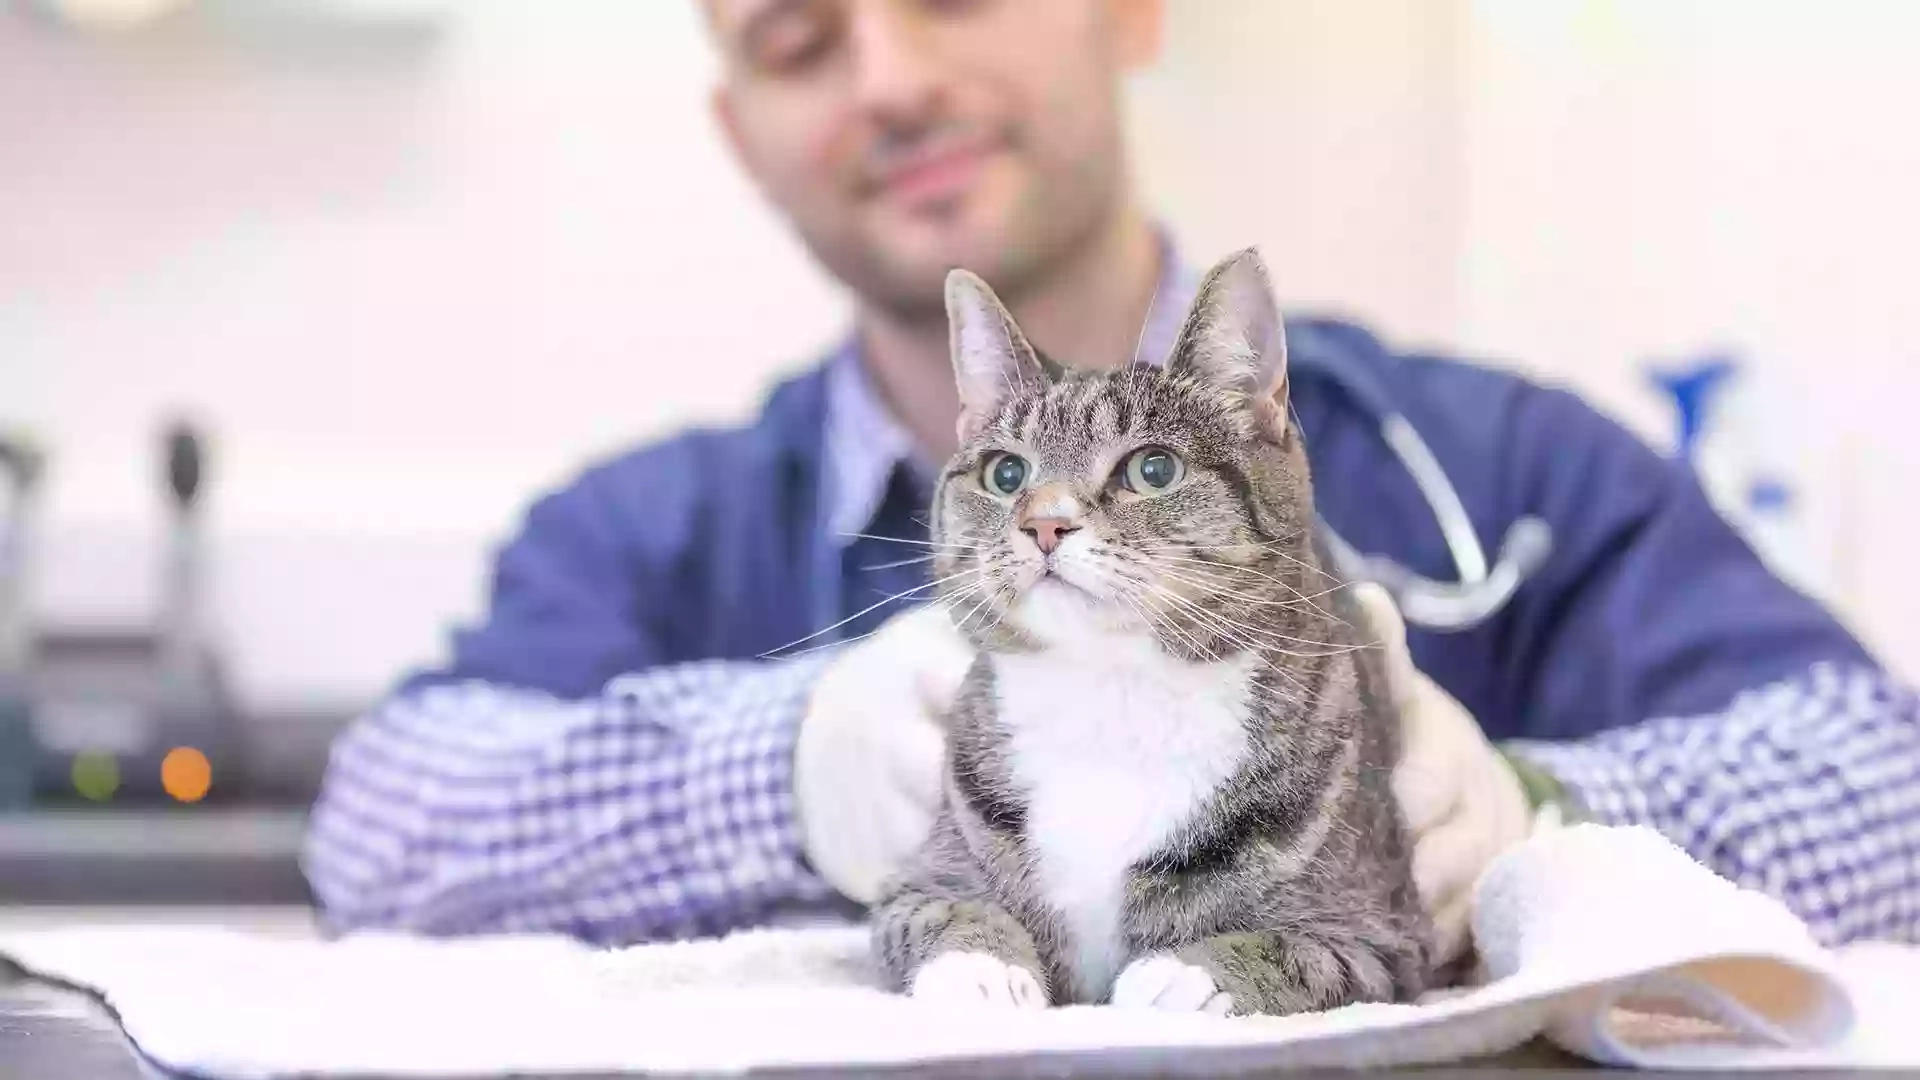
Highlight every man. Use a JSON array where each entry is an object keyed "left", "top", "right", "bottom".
[{"left": 302, "top": 0, "right": 1919, "bottom": 961}]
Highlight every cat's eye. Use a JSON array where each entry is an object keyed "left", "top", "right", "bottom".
[
  {"left": 1121, "top": 447, "right": 1185, "bottom": 494},
  {"left": 981, "top": 452, "right": 1030, "bottom": 498}
]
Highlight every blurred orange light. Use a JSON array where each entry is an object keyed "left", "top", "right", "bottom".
[{"left": 161, "top": 747, "right": 212, "bottom": 803}]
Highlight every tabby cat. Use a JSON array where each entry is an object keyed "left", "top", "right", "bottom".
[{"left": 868, "top": 248, "right": 1435, "bottom": 1016}]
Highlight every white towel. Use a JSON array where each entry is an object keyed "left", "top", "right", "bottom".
[{"left": 4, "top": 823, "right": 1917, "bottom": 1077}]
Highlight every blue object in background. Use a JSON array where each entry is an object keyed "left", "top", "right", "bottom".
[
  {"left": 1749, "top": 477, "right": 1794, "bottom": 513},
  {"left": 1648, "top": 351, "right": 1799, "bottom": 545},
  {"left": 1649, "top": 353, "right": 1739, "bottom": 460}
]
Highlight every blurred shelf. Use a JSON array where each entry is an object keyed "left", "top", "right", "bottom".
[
  {"left": 230, "top": 705, "right": 358, "bottom": 804},
  {"left": 12, "top": 0, "right": 455, "bottom": 67},
  {"left": 19, "top": 703, "right": 355, "bottom": 808},
  {"left": 21, "top": 0, "right": 456, "bottom": 33},
  {"left": 0, "top": 903, "right": 319, "bottom": 935},
  {"left": 0, "top": 808, "right": 314, "bottom": 906}
]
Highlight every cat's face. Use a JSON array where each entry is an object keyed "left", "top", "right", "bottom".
[{"left": 931, "top": 248, "right": 1317, "bottom": 658}]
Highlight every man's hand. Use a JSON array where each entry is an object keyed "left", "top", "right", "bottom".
[
  {"left": 1350, "top": 581, "right": 1535, "bottom": 970},
  {"left": 793, "top": 604, "right": 975, "bottom": 905}
]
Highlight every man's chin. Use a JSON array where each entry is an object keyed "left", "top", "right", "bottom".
[{"left": 858, "top": 210, "right": 1035, "bottom": 297}]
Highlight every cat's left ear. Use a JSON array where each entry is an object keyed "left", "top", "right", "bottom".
[
  {"left": 1167, "top": 247, "right": 1290, "bottom": 444},
  {"left": 946, "top": 268, "right": 1044, "bottom": 443}
]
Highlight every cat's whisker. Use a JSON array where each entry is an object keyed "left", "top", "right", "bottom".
[
  {"left": 1083, "top": 569, "right": 1212, "bottom": 656},
  {"left": 1142, "top": 611, "right": 1308, "bottom": 710},
  {"left": 763, "top": 630, "right": 884, "bottom": 663},
  {"left": 770, "top": 576, "right": 997, "bottom": 662},
  {"left": 951, "top": 586, "right": 999, "bottom": 637},
  {"left": 947, "top": 569, "right": 1015, "bottom": 638},
  {"left": 756, "top": 566, "right": 987, "bottom": 659},
  {"left": 1131, "top": 529, "right": 1309, "bottom": 554},
  {"left": 1139, "top": 566, "right": 1354, "bottom": 635},
  {"left": 1138, "top": 579, "right": 1367, "bottom": 665},
  {"left": 1128, "top": 548, "right": 1306, "bottom": 579},
  {"left": 1102, "top": 578, "right": 1153, "bottom": 631},
  {"left": 1133, "top": 538, "right": 1348, "bottom": 587},
  {"left": 972, "top": 579, "right": 1021, "bottom": 641},
  {"left": 1140, "top": 563, "right": 1324, "bottom": 612},
  {"left": 1263, "top": 545, "right": 1352, "bottom": 586},
  {"left": 860, "top": 554, "right": 942, "bottom": 572},
  {"left": 765, "top": 588, "right": 983, "bottom": 664},
  {"left": 1121, "top": 580, "right": 1228, "bottom": 664},
  {"left": 837, "top": 532, "right": 991, "bottom": 551},
  {"left": 1123, "top": 591, "right": 1220, "bottom": 668},
  {"left": 933, "top": 580, "right": 989, "bottom": 613},
  {"left": 1124, "top": 549, "right": 1302, "bottom": 587},
  {"left": 1252, "top": 661, "right": 1320, "bottom": 706},
  {"left": 1129, "top": 541, "right": 1324, "bottom": 573},
  {"left": 1130, "top": 270, "right": 1163, "bottom": 366},
  {"left": 1129, "top": 551, "right": 1354, "bottom": 623},
  {"left": 1102, "top": 576, "right": 1309, "bottom": 709},
  {"left": 1100, "top": 581, "right": 1218, "bottom": 668},
  {"left": 1133, "top": 577, "right": 1328, "bottom": 649},
  {"left": 1127, "top": 539, "right": 1314, "bottom": 568}
]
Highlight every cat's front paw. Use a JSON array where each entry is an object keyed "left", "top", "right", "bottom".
[
  {"left": 909, "top": 951, "right": 1047, "bottom": 1009},
  {"left": 1110, "top": 955, "right": 1234, "bottom": 1016}
]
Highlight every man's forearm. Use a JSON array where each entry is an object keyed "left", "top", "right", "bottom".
[
  {"left": 301, "top": 655, "right": 837, "bottom": 944},
  {"left": 1503, "top": 661, "right": 1920, "bottom": 946}
]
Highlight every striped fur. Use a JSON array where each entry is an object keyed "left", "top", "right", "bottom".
[{"left": 871, "top": 249, "right": 1435, "bottom": 1016}]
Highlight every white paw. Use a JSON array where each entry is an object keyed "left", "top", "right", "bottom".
[
  {"left": 1110, "top": 955, "right": 1234, "bottom": 1015},
  {"left": 909, "top": 951, "right": 1047, "bottom": 1009}
]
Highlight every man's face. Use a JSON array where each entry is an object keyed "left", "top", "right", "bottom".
[{"left": 708, "top": 0, "right": 1159, "bottom": 315}]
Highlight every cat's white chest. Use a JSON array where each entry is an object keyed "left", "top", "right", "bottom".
[{"left": 993, "top": 635, "right": 1255, "bottom": 1002}]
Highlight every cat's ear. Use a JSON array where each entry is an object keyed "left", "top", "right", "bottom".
[
  {"left": 946, "top": 268, "right": 1043, "bottom": 443},
  {"left": 1167, "top": 247, "right": 1290, "bottom": 443}
]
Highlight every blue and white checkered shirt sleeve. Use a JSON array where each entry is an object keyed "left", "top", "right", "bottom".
[
  {"left": 301, "top": 653, "right": 840, "bottom": 944},
  {"left": 1506, "top": 662, "right": 1920, "bottom": 946}
]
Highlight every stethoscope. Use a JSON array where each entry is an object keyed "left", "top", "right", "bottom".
[{"left": 1294, "top": 333, "right": 1555, "bottom": 631}]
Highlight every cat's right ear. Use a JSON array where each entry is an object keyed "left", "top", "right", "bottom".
[
  {"left": 946, "top": 268, "right": 1042, "bottom": 444},
  {"left": 1167, "top": 247, "right": 1290, "bottom": 444}
]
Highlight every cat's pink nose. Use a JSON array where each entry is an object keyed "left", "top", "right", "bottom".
[{"left": 1020, "top": 517, "right": 1080, "bottom": 554}]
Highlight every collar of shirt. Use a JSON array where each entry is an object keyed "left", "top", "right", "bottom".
[{"left": 821, "top": 240, "right": 1200, "bottom": 549}]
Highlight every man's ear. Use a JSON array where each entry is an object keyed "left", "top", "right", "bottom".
[
  {"left": 1165, "top": 247, "right": 1290, "bottom": 443},
  {"left": 947, "top": 269, "right": 1043, "bottom": 444},
  {"left": 711, "top": 85, "right": 746, "bottom": 169}
]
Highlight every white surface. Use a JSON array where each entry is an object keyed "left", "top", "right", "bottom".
[{"left": 4, "top": 824, "right": 1917, "bottom": 1077}]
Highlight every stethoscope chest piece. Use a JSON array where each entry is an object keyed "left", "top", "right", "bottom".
[{"left": 1319, "top": 411, "right": 1554, "bottom": 631}]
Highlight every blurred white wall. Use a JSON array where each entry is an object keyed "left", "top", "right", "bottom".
[
  {"left": 1132, "top": 0, "right": 1469, "bottom": 350},
  {"left": 1454, "top": 0, "right": 1920, "bottom": 669},
  {"left": 1, "top": 0, "right": 1914, "bottom": 711},
  {"left": 2, "top": 1, "right": 843, "bottom": 708}
]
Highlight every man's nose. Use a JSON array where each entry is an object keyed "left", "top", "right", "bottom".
[
  {"left": 848, "top": 1, "right": 946, "bottom": 120},
  {"left": 1020, "top": 518, "right": 1081, "bottom": 554}
]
